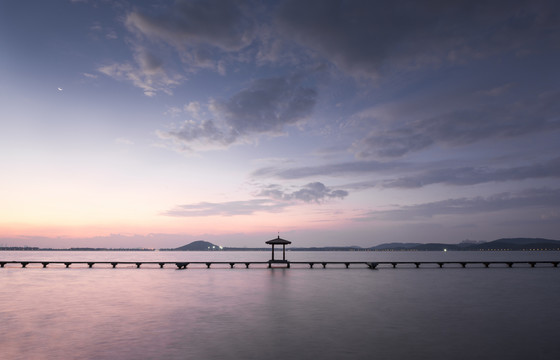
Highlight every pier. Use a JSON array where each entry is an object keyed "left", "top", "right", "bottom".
[{"left": 1, "top": 260, "right": 560, "bottom": 269}]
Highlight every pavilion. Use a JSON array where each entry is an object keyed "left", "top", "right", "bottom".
[{"left": 266, "top": 235, "right": 291, "bottom": 267}]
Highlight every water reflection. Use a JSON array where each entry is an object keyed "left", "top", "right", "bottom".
[{"left": 1, "top": 253, "right": 560, "bottom": 359}]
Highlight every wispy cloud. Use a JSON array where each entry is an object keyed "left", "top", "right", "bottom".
[
  {"left": 258, "top": 182, "right": 348, "bottom": 203},
  {"left": 253, "top": 159, "right": 407, "bottom": 179},
  {"left": 254, "top": 156, "right": 560, "bottom": 191},
  {"left": 381, "top": 157, "right": 560, "bottom": 188},
  {"left": 164, "top": 182, "right": 348, "bottom": 217},
  {"left": 98, "top": 61, "right": 182, "bottom": 97},
  {"left": 354, "top": 91, "right": 560, "bottom": 158},
  {"left": 125, "top": 0, "right": 255, "bottom": 73},
  {"left": 357, "top": 188, "right": 560, "bottom": 221},
  {"left": 164, "top": 199, "right": 285, "bottom": 217}
]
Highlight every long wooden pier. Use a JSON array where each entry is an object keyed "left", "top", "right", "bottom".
[{"left": 1, "top": 260, "right": 559, "bottom": 269}]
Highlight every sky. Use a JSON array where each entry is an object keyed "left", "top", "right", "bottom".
[{"left": 1, "top": 0, "right": 559, "bottom": 248}]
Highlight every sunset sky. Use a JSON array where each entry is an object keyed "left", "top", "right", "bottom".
[{"left": 1, "top": 0, "right": 559, "bottom": 248}]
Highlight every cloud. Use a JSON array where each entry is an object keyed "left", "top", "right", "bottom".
[
  {"left": 253, "top": 156, "right": 560, "bottom": 191},
  {"left": 258, "top": 182, "right": 348, "bottom": 203},
  {"left": 125, "top": 0, "right": 255, "bottom": 73},
  {"left": 217, "top": 75, "right": 317, "bottom": 134},
  {"left": 126, "top": 0, "right": 253, "bottom": 51},
  {"left": 253, "top": 159, "right": 406, "bottom": 179},
  {"left": 156, "top": 119, "right": 237, "bottom": 152},
  {"left": 382, "top": 157, "right": 560, "bottom": 188},
  {"left": 358, "top": 187, "right": 560, "bottom": 221},
  {"left": 164, "top": 182, "right": 348, "bottom": 217},
  {"left": 277, "top": 0, "right": 560, "bottom": 78},
  {"left": 158, "top": 74, "right": 317, "bottom": 151},
  {"left": 98, "top": 60, "right": 181, "bottom": 97},
  {"left": 100, "top": 1, "right": 257, "bottom": 94},
  {"left": 164, "top": 199, "right": 286, "bottom": 217},
  {"left": 354, "top": 91, "right": 560, "bottom": 158}
]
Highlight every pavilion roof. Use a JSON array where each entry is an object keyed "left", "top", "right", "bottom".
[{"left": 265, "top": 236, "right": 292, "bottom": 245}]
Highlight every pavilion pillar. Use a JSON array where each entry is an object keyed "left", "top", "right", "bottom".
[
  {"left": 271, "top": 244, "right": 275, "bottom": 260},
  {"left": 282, "top": 244, "right": 286, "bottom": 261}
]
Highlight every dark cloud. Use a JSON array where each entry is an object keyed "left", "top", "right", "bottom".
[
  {"left": 136, "top": 48, "right": 163, "bottom": 74},
  {"left": 382, "top": 157, "right": 560, "bottom": 188},
  {"left": 277, "top": 0, "right": 560, "bottom": 77},
  {"left": 126, "top": 0, "right": 254, "bottom": 52},
  {"left": 355, "top": 91, "right": 560, "bottom": 158},
  {"left": 218, "top": 76, "right": 317, "bottom": 134},
  {"left": 359, "top": 187, "right": 560, "bottom": 221},
  {"left": 258, "top": 182, "right": 348, "bottom": 203},
  {"left": 159, "top": 75, "right": 317, "bottom": 150}
]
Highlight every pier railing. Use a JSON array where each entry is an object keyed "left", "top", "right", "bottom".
[{"left": 1, "top": 260, "right": 559, "bottom": 269}]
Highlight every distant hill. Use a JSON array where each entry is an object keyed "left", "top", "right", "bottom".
[
  {"left": 175, "top": 241, "right": 221, "bottom": 251},
  {"left": 367, "top": 238, "right": 560, "bottom": 251},
  {"left": 166, "top": 237, "right": 560, "bottom": 252},
  {"left": 473, "top": 238, "right": 560, "bottom": 250},
  {"left": 370, "top": 242, "right": 422, "bottom": 250}
]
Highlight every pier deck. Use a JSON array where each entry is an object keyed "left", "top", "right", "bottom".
[{"left": 0, "top": 260, "right": 559, "bottom": 269}]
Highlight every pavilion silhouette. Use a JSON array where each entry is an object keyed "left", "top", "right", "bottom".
[{"left": 266, "top": 235, "right": 291, "bottom": 268}]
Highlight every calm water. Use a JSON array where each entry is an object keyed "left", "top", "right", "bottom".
[{"left": 1, "top": 251, "right": 560, "bottom": 360}]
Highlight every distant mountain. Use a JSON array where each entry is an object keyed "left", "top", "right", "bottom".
[
  {"left": 167, "top": 238, "right": 560, "bottom": 252},
  {"left": 368, "top": 238, "right": 560, "bottom": 251},
  {"left": 413, "top": 243, "right": 461, "bottom": 251},
  {"left": 370, "top": 242, "right": 422, "bottom": 250},
  {"left": 175, "top": 241, "right": 221, "bottom": 251},
  {"left": 472, "top": 238, "right": 560, "bottom": 250}
]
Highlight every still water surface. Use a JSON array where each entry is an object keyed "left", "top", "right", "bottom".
[{"left": 1, "top": 251, "right": 559, "bottom": 359}]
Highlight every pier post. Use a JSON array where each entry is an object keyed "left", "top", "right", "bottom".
[
  {"left": 529, "top": 262, "right": 536, "bottom": 268},
  {"left": 245, "top": 263, "right": 250, "bottom": 268},
  {"left": 0, "top": 262, "right": 5, "bottom": 268},
  {"left": 437, "top": 263, "right": 444, "bottom": 268},
  {"left": 507, "top": 262, "right": 513, "bottom": 268},
  {"left": 65, "top": 262, "right": 71, "bottom": 268},
  {"left": 391, "top": 262, "right": 397, "bottom": 268},
  {"left": 483, "top": 262, "right": 490, "bottom": 268},
  {"left": 553, "top": 262, "right": 559, "bottom": 268},
  {"left": 21, "top": 262, "right": 28, "bottom": 268},
  {"left": 87, "top": 262, "right": 95, "bottom": 268},
  {"left": 322, "top": 262, "right": 327, "bottom": 268},
  {"left": 111, "top": 263, "right": 118, "bottom": 268},
  {"left": 159, "top": 263, "right": 165, "bottom": 268},
  {"left": 460, "top": 262, "right": 467, "bottom": 268},
  {"left": 414, "top": 262, "right": 420, "bottom": 268},
  {"left": 309, "top": 263, "right": 314, "bottom": 268},
  {"left": 367, "top": 262, "right": 378, "bottom": 269},
  {"left": 136, "top": 263, "right": 142, "bottom": 268},
  {"left": 229, "top": 263, "right": 235, "bottom": 268},
  {"left": 206, "top": 263, "right": 211, "bottom": 269},
  {"left": 42, "top": 262, "right": 49, "bottom": 268},
  {"left": 345, "top": 263, "right": 350, "bottom": 268}
]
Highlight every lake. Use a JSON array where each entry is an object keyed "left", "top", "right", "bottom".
[{"left": 1, "top": 251, "right": 559, "bottom": 359}]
